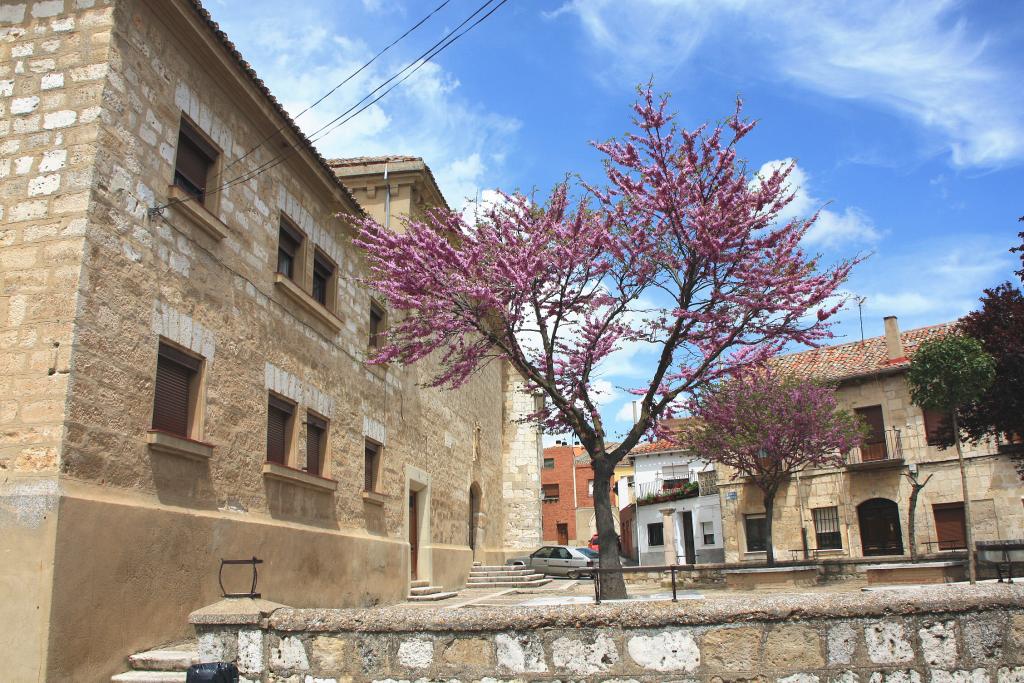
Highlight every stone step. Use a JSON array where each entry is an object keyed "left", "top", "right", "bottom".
[
  {"left": 407, "top": 590, "right": 459, "bottom": 602},
  {"left": 409, "top": 585, "right": 445, "bottom": 596},
  {"left": 470, "top": 565, "right": 527, "bottom": 572},
  {"left": 468, "top": 573, "right": 544, "bottom": 583},
  {"left": 111, "top": 672, "right": 187, "bottom": 683},
  {"left": 468, "top": 569, "right": 535, "bottom": 578},
  {"left": 464, "top": 578, "right": 552, "bottom": 589},
  {"left": 410, "top": 579, "right": 430, "bottom": 588},
  {"left": 128, "top": 649, "right": 197, "bottom": 672}
]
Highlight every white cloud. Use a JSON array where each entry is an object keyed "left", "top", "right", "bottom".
[
  {"left": 214, "top": 9, "right": 520, "bottom": 207},
  {"left": 614, "top": 400, "right": 638, "bottom": 424},
  {"left": 553, "top": 0, "right": 1024, "bottom": 167},
  {"left": 756, "top": 159, "right": 881, "bottom": 248}
]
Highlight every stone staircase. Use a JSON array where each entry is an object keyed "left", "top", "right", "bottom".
[
  {"left": 111, "top": 643, "right": 197, "bottom": 682},
  {"left": 406, "top": 577, "right": 459, "bottom": 602},
  {"left": 465, "top": 562, "right": 551, "bottom": 588}
]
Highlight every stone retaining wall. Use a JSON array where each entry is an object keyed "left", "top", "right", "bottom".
[{"left": 190, "top": 584, "right": 1024, "bottom": 682}]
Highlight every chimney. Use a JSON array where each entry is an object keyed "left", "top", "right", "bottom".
[{"left": 884, "top": 316, "right": 905, "bottom": 361}]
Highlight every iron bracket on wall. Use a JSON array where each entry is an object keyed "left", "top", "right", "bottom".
[{"left": 219, "top": 557, "right": 263, "bottom": 599}]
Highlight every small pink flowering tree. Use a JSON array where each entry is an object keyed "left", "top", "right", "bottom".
[
  {"left": 685, "top": 369, "right": 863, "bottom": 565},
  {"left": 353, "top": 86, "right": 857, "bottom": 597}
]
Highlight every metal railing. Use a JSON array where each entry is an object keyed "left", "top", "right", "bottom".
[{"left": 846, "top": 428, "right": 904, "bottom": 465}]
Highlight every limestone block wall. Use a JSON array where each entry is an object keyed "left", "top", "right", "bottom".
[
  {"left": 0, "top": 0, "right": 113, "bottom": 475},
  {"left": 190, "top": 584, "right": 1024, "bottom": 682},
  {"left": 500, "top": 364, "right": 543, "bottom": 553}
]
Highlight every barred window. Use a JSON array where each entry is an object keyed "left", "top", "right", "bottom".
[{"left": 812, "top": 506, "right": 842, "bottom": 550}]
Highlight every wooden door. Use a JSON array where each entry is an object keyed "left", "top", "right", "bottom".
[
  {"left": 857, "top": 498, "right": 904, "bottom": 556},
  {"left": 409, "top": 491, "right": 419, "bottom": 580},
  {"left": 933, "top": 503, "right": 967, "bottom": 550},
  {"left": 855, "top": 406, "right": 887, "bottom": 461},
  {"left": 556, "top": 523, "right": 569, "bottom": 545},
  {"left": 682, "top": 511, "right": 696, "bottom": 564}
]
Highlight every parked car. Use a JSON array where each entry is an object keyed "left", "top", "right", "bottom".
[
  {"left": 588, "top": 533, "right": 622, "bottom": 554},
  {"left": 507, "top": 545, "right": 599, "bottom": 578}
]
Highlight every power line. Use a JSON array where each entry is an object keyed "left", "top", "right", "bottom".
[
  {"left": 154, "top": 0, "right": 509, "bottom": 214},
  {"left": 216, "top": 0, "right": 453, "bottom": 181},
  {"left": 207, "top": 0, "right": 509, "bottom": 198}
]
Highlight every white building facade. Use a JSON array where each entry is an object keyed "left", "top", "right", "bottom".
[{"left": 619, "top": 444, "right": 725, "bottom": 566}]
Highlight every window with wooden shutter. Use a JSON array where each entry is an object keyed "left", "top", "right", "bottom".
[
  {"left": 364, "top": 440, "right": 380, "bottom": 492},
  {"left": 312, "top": 250, "right": 335, "bottom": 307},
  {"left": 923, "top": 409, "right": 952, "bottom": 447},
  {"left": 933, "top": 502, "right": 967, "bottom": 550},
  {"left": 152, "top": 342, "right": 201, "bottom": 438},
  {"left": 277, "top": 218, "right": 303, "bottom": 281},
  {"left": 267, "top": 394, "right": 294, "bottom": 464},
  {"left": 306, "top": 412, "right": 327, "bottom": 476},
  {"left": 369, "top": 301, "right": 385, "bottom": 349},
  {"left": 173, "top": 119, "right": 218, "bottom": 205}
]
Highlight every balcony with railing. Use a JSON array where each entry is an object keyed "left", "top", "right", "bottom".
[
  {"left": 846, "top": 427, "right": 905, "bottom": 469},
  {"left": 632, "top": 469, "right": 717, "bottom": 506}
]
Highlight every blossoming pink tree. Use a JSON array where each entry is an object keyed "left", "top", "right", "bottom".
[
  {"left": 685, "top": 369, "right": 863, "bottom": 565},
  {"left": 353, "top": 87, "right": 857, "bottom": 597}
]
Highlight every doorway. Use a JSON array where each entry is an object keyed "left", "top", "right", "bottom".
[
  {"left": 855, "top": 406, "right": 887, "bottom": 461},
  {"left": 556, "top": 522, "right": 569, "bottom": 545},
  {"left": 409, "top": 490, "right": 419, "bottom": 579},
  {"left": 681, "top": 511, "right": 696, "bottom": 564},
  {"left": 857, "top": 498, "right": 904, "bottom": 556}
]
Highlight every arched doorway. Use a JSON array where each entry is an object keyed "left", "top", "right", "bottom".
[
  {"left": 468, "top": 483, "right": 482, "bottom": 555},
  {"left": 857, "top": 498, "right": 904, "bottom": 556}
]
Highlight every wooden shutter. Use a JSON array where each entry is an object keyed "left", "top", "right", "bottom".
[
  {"left": 364, "top": 442, "right": 379, "bottom": 492},
  {"left": 923, "top": 409, "right": 951, "bottom": 446},
  {"left": 934, "top": 503, "right": 967, "bottom": 550},
  {"left": 306, "top": 413, "right": 326, "bottom": 475},
  {"left": 855, "top": 405, "right": 887, "bottom": 461},
  {"left": 174, "top": 120, "right": 217, "bottom": 204},
  {"left": 267, "top": 395, "right": 293, "bottom": 464},
  {"left": 369, "top": 302, "right": 385, "bottom": 348},
  {"left": 152, "top": 343, "right": 199, "bottom": 437}
]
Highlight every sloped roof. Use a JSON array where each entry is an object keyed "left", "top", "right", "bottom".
[
  {"left": 184, "top": 1, "right": 361, "bottom": 213},
  {"left": 771, "top": 322, "right": 957, "bottom": 383},
  {"left": 329, "top": 155, "right": 423, "bottom": 167}
]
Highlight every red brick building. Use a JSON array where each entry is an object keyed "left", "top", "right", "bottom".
[{"left": 541, "top": 442, "right": 617, "bottom": 545}]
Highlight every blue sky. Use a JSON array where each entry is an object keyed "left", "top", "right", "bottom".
[{"left": 207, "top": 0, "right": 1023, "bottom": 439}]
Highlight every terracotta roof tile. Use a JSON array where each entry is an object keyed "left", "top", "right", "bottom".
[{"left": 771, "top": 322, "right": 957, "bottom": 383}]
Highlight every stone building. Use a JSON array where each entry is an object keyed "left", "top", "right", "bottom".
[
  {"left": 718, "top": 316, "right": 1024, "bottom": 564},
  {"left": 0, "top": 1, "right": 542, "bottom": 680}
]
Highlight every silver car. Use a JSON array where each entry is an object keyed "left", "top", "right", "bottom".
[{"left": 508, "top": 545, "right": 599, "bottom": 578}]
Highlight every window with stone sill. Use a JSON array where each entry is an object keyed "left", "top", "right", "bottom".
[
  {"left": 151, "top": 340, "right": 204, "bottom": 441},
  {"left": 305, "top": 411, "right": 328, "bottom": 477},
  {"left": 267, "top": 393, "right": 296, "bottom": 465},
  {"left": 368, "top": 299, "right": 386, "bottom": 350},
  {"left": 311, "top": 249, "right": 337, "bottom": 311},
  {"left": 364, "top": 439, "right": 382, "bottom": 493},
  {"left": 173, "top": 116, "right": 218, "bottom": 209},
  {"left": 277, "top": 216, "right": 305, "bottom": 283}
]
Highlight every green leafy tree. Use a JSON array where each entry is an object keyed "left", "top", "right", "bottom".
[{"left": 907, "top": 335, "right": 995, "bottom": 582}]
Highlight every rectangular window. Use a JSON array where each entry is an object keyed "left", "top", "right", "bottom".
[
  {"left": 662, "top": 464, "right": 689, "bottom": 489},
  {"left": 542, "top": 483, "right": 560, "bottom": 501},
  {"left": 311, "top": 249, "right": 335, "bottom": 308},
  {"left": 305, "top": 412, "right": 327, "bottom": 476},
  {"left": 933, "top": 502, "right": 967, "bottom": 550},
  {"left": 702, "top": 521, "right": 715, "bottom": 545},
  {"left": 647, "top": 522, "right": 664, "bottom": 546},
  {"left": 812, "top": 506, "right": 842, "bottom": 550},
  {"left": 173, "top": 118, "right": 217, "bottom": 205},
  {"left": 266, "top": 394, "right": 295, "bottom": 465},
  {"left": 152, "top": 342, "right": 202, "bottom": 438},
  {"left": 923, "top": 409, "right": 951, "bottom": 447},
  {"left": 277, "top": 217, "right": 303, "bottom": 281},
  {"left": 744, "top": 514, "right": 767, "bottom": 552},
  {"left": 364, "top": 440, "right": 381, "bottom": 493},
  {"left": 369, "top": 300, "right": 386, "bottom": 349},
  {"left": 543, "top": 457, "right": 555, "bottom": 469},
  {"left": 587, "top": 479, "right": 594, "bottom": 497}
]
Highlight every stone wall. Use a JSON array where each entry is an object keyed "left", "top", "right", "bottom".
[
  {"left": 191, "top": 584, "right": 1024, "bottom": 683},
  {"left": 500, "top": 365, "right": 543, "bottom": 553}
]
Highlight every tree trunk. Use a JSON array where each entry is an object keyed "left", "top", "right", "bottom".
[
  {"left": 591, "top": 460, "right": 627, "bottom": 599},
  {"left": 763, "top": 487, "right": 777, "bottom": 567},
  {"left": 952, "top": 413, "right": 977, "bottom": 583},
  {"left": 905, "top": 472, "right": 932, "bottom": 563}
]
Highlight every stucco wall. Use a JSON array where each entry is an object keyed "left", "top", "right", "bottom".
[{"left": 191, "top": 584, "right": 1024, "bottom": 682}]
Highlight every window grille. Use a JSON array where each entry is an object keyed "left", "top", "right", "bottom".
[{"left": 812, "top": 506, "right": 842, "bottom": 550}]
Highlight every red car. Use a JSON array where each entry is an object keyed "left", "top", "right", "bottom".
[{"left": 589, "top": 533, "right": 622, "bottom": 554}]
